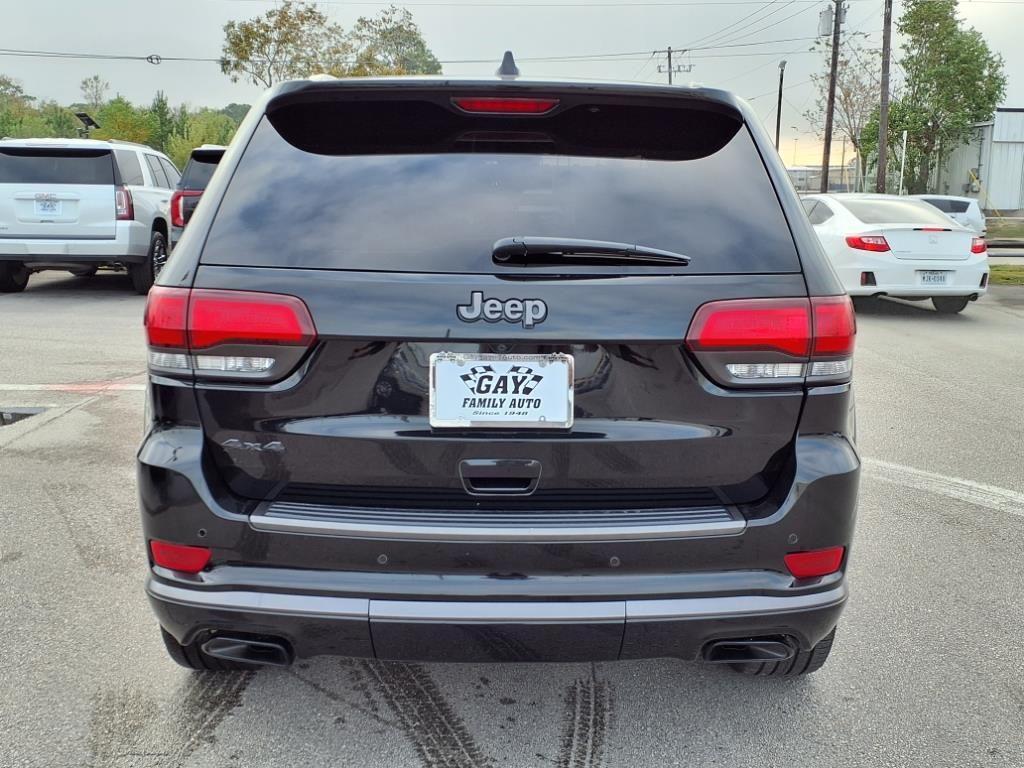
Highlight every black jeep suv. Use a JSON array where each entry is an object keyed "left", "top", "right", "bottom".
[{"left": 140, "top": 76, "right": 858, "bottom": 676}]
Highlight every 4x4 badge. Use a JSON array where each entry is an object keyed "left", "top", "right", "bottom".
[{"left": 456, "top": 291, "right": 547, "bottom": 329}]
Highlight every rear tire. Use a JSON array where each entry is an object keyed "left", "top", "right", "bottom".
[
  {"left": 729, "top": 627, "right": 836, "bottom": 677},
  {"left": 160, "top": 628, "right": 257, "bottom": 671},
  {"left": 932, "top": 296, "right": 970, "bottom": 314},
  {"left": 129, "top": 230, "right": 168, "bottom": 295},
  {"left": 0, "top": 261, "right": 30, "bottom": 293}
]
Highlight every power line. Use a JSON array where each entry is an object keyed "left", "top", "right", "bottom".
[{"left": 0, "top": 36, "right": 822, "bottom": 68}]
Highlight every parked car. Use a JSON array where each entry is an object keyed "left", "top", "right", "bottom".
[
  {"left": 141, "top": 75, "right": 858, "bottom": 676},
  {"left": 170, "top": 145, "right": 226, "bottom": 249},
  {"left": 802, "top": 193, "right": 989, "bottom": 313},
  {"left": 0, "top": 138, "right": 179, "bottom": 293},
  {"left": 911, "top": 194, "right": 986, "bottom": 235}
]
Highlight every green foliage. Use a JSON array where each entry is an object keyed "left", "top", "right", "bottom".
[
  {"left": 219, "top": 103, "right": 251, "bottom": 124},
  {"left": 890, "top": 0, "right": 1006, "bottom": 193},
  {"left": 346, "top": 6, "right": 442, "bottom": 76},
  {"left": 220, "top": 1, "right": 440, "bottom": 86},
  {"left": 149, "top": 91, "right": 173, "bottom": 153},
  {"left": 220, "top": 0, "right": 352, "bottom": 87},
  {"left": 93, "top": 97, "right": 156, "bottom": 144},
  {"left": 166, "top": 111, "right": 238, "bottom": 168}
]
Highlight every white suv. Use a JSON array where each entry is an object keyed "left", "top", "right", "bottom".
[{"left": 0, "top": 138, "right": 179, "bottom": 294}]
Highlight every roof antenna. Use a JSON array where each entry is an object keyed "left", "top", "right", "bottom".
[{"left": 497, "top": 50, "right": 520, "bottom": 78}]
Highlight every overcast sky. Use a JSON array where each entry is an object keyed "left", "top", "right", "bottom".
[{"left": 2, "top": 0, "right": 1020, "bottom": 165}]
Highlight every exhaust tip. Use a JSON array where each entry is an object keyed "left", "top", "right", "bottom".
[
  {"left": 201, "top": 636, "right": 293, "bottom": 667},
  {"left": 702, "top": 637, "right": 796, "bottom": 664}
]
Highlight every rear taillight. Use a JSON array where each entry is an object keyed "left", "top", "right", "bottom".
[
  {"left": 451, "top": 96, "right": 560, "bottom": 114},
  {"left": 145, "top": 287, "right": 317, "bottom": 381},
  {"left": 684, "top": 296, "right": 855, "bottom": 387},
  {"left": 115, "top": 186, "right": 134, "bottom": 221},
  {"left": 170, "top": 189, "right": 201, "bottom": 228},
  {"left": 971, "top": 237, "right": 987, "bottom": 254},
  {"left": 169, "top": 190, "right": 184, "bottom": 227},
  {"left": 845, "top": 235, "right": 889, "bottom": 252},
  {"left": 784, "top": 546, "right": 845, "bottom": 579}
]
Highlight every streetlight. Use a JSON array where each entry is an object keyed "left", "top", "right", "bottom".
[{"left": 790, "top": 126, "right": 800, "bottom": 167}]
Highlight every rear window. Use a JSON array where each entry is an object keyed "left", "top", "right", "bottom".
[
  {"left": 202, "top": 96, "right": 800, "bottom": 274},
  {"left": 923, "top": 197, "right": 969, "bottom": 214},
  {"left": 844, "top": 199, "right": 956, "bottom": 227},
  {"left": 0, "top": 148, "right": 115, "bottom": 185},
  {"left": 180, "top": 153, "right": 222, "bottom": 191}
]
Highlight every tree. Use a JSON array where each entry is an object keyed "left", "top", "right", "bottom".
[
  {"left": 80, "top": 75, "right": 109, "bottom": 112},
  {"left": 93, "top": 97, "right": 154, "bottom": 145},
  {"left": 892, "top": 0, "right": 1005, "bottom": 193},
  {"left": 805, "top": 39, "right": 879, "bottom": 187},
  {"left": 150, "top": 91, "right": 173, "bottom": 152},
  {"left": 39, "top": 101, "right": 79, "bottom": 138},
  {"left": 166, "top": 111, "right": 238, "bottom": 168},
  {"left": 219, "top": 103, "right": 251, "bottom": 124},
  {"left": 346, "top": 6, "right": 442, "bottom": 76},
  {"left": 220, "top": 0, "right": 352, "bottom": 88}
]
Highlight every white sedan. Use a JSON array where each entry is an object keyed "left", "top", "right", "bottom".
[{"left": 802, "top": 194, "right": 990, "bottom": 314}]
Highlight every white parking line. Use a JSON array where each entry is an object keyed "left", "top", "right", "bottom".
[
  {"left": 0, "top": 383, "right": 145, "bottom": 392},
  {"left": 862, "top": 457, "right": 1024, "bottom": 518}
]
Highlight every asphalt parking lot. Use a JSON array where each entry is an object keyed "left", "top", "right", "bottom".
[{"left": 1, "top": 270, "right": 1022, "bottom": 768}]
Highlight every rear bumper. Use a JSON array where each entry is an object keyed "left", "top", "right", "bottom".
[
  {"left": 834, "top": 254, "right": 989, "bottom": 297},
  {"left": 138, "top": 387, "right": 859, "bottom": 663},
  {"left": 0, "top": 221, "right": 150, "bottom": 263},
  {"left": 148, "top": 573, "right": 847, "bottom": 662}
]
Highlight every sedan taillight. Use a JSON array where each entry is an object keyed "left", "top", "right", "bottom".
[
  {"left": 845, "top": 235, "right": 889, "bottom": 252},
  {"left": 971, "top": 237, "right": 987, "bottom": 254},
  {"left": 684, "top": 296, "right": 855, "bottom": 386},
  {"left": 145, "top": 287, "right": 317, "bottom": 381}
]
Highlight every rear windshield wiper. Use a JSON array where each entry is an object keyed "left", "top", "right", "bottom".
[{"left": 492, "top": 237, "right": 691, "bottom": 266}]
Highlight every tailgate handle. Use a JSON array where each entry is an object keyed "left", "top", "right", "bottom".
[{"left": 459, "top": 459, "right": 541, "bottom": 496}]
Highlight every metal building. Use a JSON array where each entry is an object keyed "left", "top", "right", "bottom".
[{"left": 937, "top": 108, "right": 1024, "bottom": 212}]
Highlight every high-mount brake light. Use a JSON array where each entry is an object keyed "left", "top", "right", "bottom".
[
  {"left": 145, "top": 288, "right": 317, "bottom": 380},
  {"left": 971, "top": 237, "right": 987, "bottom": 254},
  {"left": 451, "top": 97, "right": 560, "bottom": 115},
  {"left": 684, "top": 296, "right": 855, "bottom": 386},
  {"left": 115, "top": 186, "right": 134, "bottom": 221},
  {"left": 845, "top": 235, "right": 889, "bottom": 252}
]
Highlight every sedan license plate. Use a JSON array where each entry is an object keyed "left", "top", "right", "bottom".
[
  {"left": 34, "top": 199, "right": 61, "bottom": 216},
  {"left": 430, "top": 352, "right": 574, "bottom": 429},
  {"left": 918, "top": 270, "right": 951, "bottom": 285}
]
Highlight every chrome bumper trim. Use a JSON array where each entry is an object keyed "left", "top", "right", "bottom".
[{"left": 251, "top": 501, "right": 744, "bottom": 542}]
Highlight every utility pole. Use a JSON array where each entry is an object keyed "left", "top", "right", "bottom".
[
  {"left": 898, "top": 129, "right": 908, "bottom": 195},
  {"left": 775, "top": 60, "right": 787, "bottom": 151},
  {"left": 656, "top": 47, "right": 692, "bottom": 84},
  {"left": 819, "top": 0, "right": 844, "bottom": 192},
  {"left": 875, "top": 0, "right": 893, "bottom": 193}
]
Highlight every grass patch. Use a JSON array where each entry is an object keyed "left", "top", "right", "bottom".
[
  {"left": 987, "top": 218, "right": 1024, "bottom": 239},
  {"left": 989, "top": 265, "right": 1024, "bottom": 286}
]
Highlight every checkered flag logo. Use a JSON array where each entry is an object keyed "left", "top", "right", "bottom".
[
  {"left": 460, "top": 364, "right": 495, "bottom": 391},
  {"left": 506, "top": 365, "right": 544, "bottom": 395}
]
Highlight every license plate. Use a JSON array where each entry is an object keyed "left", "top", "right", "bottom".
[
  {"left": 34, "top": 199, "right": 61, "bottom": 216},
  {"left": 918, "top": 270, "right": 950, "bottom": 285},
  {"left": 430, "top": 352, "right": 574, "bottom": 429}
]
